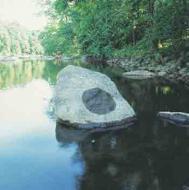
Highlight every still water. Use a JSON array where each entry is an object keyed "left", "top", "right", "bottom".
[{"left": 0, "top": 60, "right": 189, "bottom": 190}]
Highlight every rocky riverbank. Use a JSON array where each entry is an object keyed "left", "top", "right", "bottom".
[
  {"left": 0, "top": 55, "right": 55, "bottom": 62},
  {"left": 107, "top": 57, "right": 189, "bottom": 87},
  {"left": 0, "top": 55, "right": 78, "bottom": 62}
]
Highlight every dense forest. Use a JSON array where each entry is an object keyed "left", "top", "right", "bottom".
[
  {"left": 40, "top": 0, "right": 189, "bottom": 61},
  {"left": 0, "top": 21, "right": 43, "bottom": 55}
]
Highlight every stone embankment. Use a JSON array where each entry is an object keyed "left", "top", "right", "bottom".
[{"left": 107, "top": 57, "right": 189, "bottom": 87}]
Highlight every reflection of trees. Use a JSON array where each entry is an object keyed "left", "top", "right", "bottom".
[
  {"left": 0, "top": 60, "right": 85, "bottom": 89},
  {"left": 110, "top": 77, "right": 189, "bottom": 139},
  {"left": 0, "top": 61, "right": 67, "bottom": 89},
  {"left": 116, "top": 78, "right": 172, "bottom": 114},
  {"left": 0, "top": 61, "right": 45, "bottom": 89},
  {"left": 56, "top": 121, "right": 189, "bottom": 190},
  {"left": 113, "top": 78, "right": 189, "bottom": 114}
]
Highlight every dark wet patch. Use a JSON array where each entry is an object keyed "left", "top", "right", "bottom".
[{"left": 82, "top": 87, "right": 116, "bottom": 115}]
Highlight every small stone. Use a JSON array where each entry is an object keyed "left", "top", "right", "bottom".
[
  {"left": 122, "top": 70, "right": 156, "bottom": 80},
  {"left": 158, "top": 112, "right": 189, "bottom": 127}
]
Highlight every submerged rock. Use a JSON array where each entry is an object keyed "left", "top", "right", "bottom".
[
  {"left": 122, "top": 70, "right": 156, "bottom": 79},
  {"left": 158, "top": 112, "right": 189, "bottom": 127},
  {"left": 55, "top": 65, "right": 136, "bottom": 128}
]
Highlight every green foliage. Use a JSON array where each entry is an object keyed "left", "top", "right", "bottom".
[
  {"left": 0, "top": 21, "right": 43, "bottom": 55},
  {"left": 40, "top": 22, "right": 77, "bottom": 55},
  {"left": 40, "top": 0, "right": 189, "bottom": 58}
]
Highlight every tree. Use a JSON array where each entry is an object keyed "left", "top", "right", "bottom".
[
  {"left": 0, "top": 21, "right": 43, "bottom": 55},
  {"left": 40, "top": 0, "right": 189, "bottom": 59}
]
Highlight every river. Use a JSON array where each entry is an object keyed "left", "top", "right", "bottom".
[{"left": 0, "top": 60, "right": 189, "bottom": 190}]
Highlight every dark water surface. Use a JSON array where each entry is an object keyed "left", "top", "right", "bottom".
[{"left": 0, "top": 60, "right": 189, "bottom": 190}]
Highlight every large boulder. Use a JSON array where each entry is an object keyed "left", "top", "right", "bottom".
[
  {"left": 55, "top": 65, "right": 136, "bottom": 129},
  {"left": 158, "top": 112, "right": 189, "bottom": 127}
]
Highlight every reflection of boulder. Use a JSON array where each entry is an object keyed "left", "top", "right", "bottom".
[
  {"left": 55, "top": 65, "right": 136, "bottom": 128},
  {"left": 56, "top": 121, "right": 135, "bottom": 144},
  {"left": 56, "top": 120, "right": 189, "bottom": 190},
  {"left": 56, "top": 122, "right": 161, "bottom": 190},
  {"left": 56, "top": 122, "right": 89, "bottom": 144}
]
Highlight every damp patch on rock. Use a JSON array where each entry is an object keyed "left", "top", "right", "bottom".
[{"left": 82, "top": 88, "right": 116, "bottom": 115}]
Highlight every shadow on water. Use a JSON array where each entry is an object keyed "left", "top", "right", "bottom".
[{"left": 0, "top": 60, "right": 189, "bottom": 190}]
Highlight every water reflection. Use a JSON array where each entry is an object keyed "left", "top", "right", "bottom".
[
  {"left": 56, "top": 119, "right": 189, "bottom": 190},
  {"left": 56, "top": 122, "right": 157, "bottom": 190},
  {"left": 0, "top": 61, "right": 45, "bottom": 89},
  {"left": 54, "top": 73, "right": 189, "bottom": 190},
  {"left": 0, "top": 79, "right": 52, "bottom": 142},
  {"left": 0, "top": 60, "right": 189, "bottom": 190},
  {"left": 116, "top": 78, "right": 189, "bottom": 114},
  {"left": 0, "top": 60, "right": 76, "bottom": 89},
  {"left": 0, "top": 78, "right": 84, "bottom": 190}
]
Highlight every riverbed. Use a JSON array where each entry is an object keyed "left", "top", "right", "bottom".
[{"left": 0, "top": 60, "right": 189, "bottom": 190}]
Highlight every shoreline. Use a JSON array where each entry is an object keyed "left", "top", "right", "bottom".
[
  {"left": 0, "top": 55, "right": 55, "bottom": 62},
  {"left": 1, "top": 54, "right": 189, "bottom": 87},
  {"left": 107, "top": 57, "right": 189, "bottom": 88},
  {"left": 0, "top": 55, "right": 78, "bottom": 62}
]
